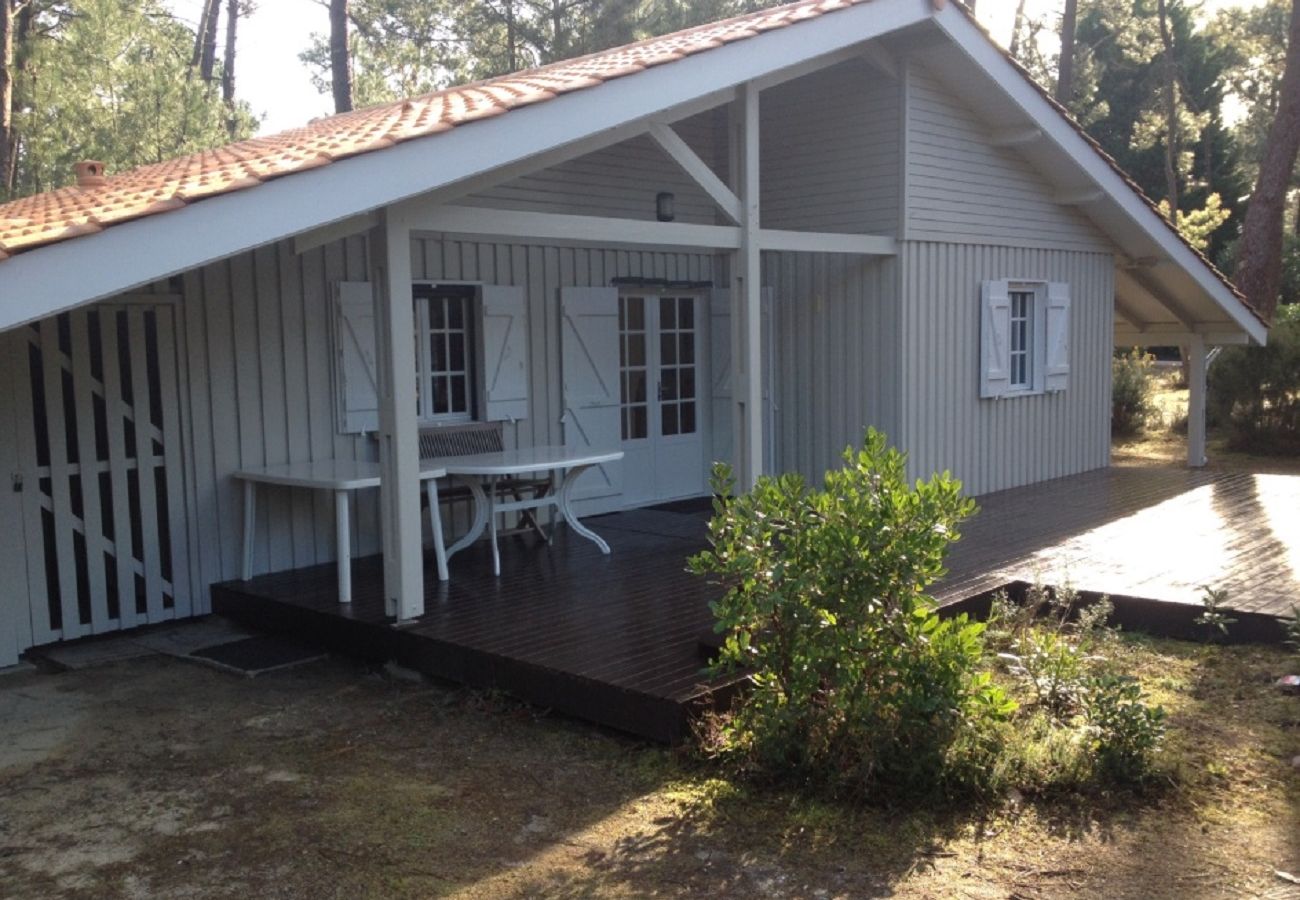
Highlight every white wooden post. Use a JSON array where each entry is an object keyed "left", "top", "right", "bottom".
[
  {"left": 375, "top": 210, "right": 425, "bottom": 620},
  {"left": 1186, "top": 334, "right": 1208, "bottom": 468},
  {"left": 731, "top": 83, "right": 764, "bottom": 489}
]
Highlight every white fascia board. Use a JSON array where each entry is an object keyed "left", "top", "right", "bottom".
[
  {"left": 932, "top": 7, "right": 1268, "bottom": 346},
  {"left": 0, "top": 0, "right": 933, "bottom": 332},
  {"left": 411, "top": 204, "right": 742, "bottom": 249}
]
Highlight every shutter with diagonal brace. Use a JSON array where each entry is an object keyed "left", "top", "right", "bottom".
[
  {"left": 335, "top": 281, "right": 380, "bottom": 434},
  {"left": 979, "top": 279, "right": 1012, "bottom": 398},
  {"left": 560, "top": 287, "right": 623, "bottom": 504},
  {"left": 1044, "top": 282, "right": 1071, "bottom": 392},
  {"left": 709, "top": 288, "right": 776, "bottom": 473},
  {"left": 477, "top": 285, "right": 529, "bottom": 421}
]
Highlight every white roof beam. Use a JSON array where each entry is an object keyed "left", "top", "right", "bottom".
[
  {"left": 647, "top": 122, "right": 742, "bottom": 224},
  {"left": 1113, "top": 293, "right": 1148, "bottom": 329},
  {"left": 757, "top": 229, "right": 896, "bottom": 255},
  {"left": 411, "top": 204, "right": 742, "bottom": 250}
]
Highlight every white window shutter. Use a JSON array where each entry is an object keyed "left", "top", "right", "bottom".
[
  {"left": 1044, "top": 281, "right": 1071, "bottom": 392},
  {"left": 709, "top": 290, "right": 733, "bottom": 469},
  {"left": 477, "top": 285, "right": 529, "bottom": 421},
  {"left": 334, "top": 281, "right": 379, "bottom": 434},
  {"left": 710, "top": 288, "right": 777, "bottom": 474},
  {"left": 980, "top": 279, "right": 1012, "bottom": 399},
  {"left": 560, "top": 287, "right": 623, "bottom": 505}
]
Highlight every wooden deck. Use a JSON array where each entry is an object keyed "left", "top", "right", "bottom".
[
  {"left": 214, "top": 465, "right": 1300, "bottom": 743},
  {"left": 936, "top": 466, "right": 1300, "bottom": 617},
  {"left": 214, "top": 504, "right": 728, "bottom": 743}
]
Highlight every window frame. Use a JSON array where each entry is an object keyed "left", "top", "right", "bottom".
[
  {"left": 412, "top": 281, "right": 479, "bottom": 424},
  {"left": 1004, "top": 280, "right": 1048, "bottom": 397}
]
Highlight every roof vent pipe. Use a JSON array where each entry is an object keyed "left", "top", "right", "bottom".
[{"left": 74, "top": 161, "right": 107, "bottom": 188}]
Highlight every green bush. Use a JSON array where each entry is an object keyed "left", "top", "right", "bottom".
[
  {"left": 1208, "top": 304, "right": 1300, "bottom": 453},
  {"left": 1112, "top": 348, "right": 1157, "bottom": 436},
  {"left": 689, "top": 429, "right": 1015, "bottom": 801},
  {"left": 1083, "top": 675, "right": 1167, "bottom": 781}
]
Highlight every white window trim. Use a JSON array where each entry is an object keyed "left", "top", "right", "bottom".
[
  {"left": 1004, "top": 280, "right": 1048, "bottom": 397},
  {"left": 413, "top": 280, "right": 480, "bottom": 424}
]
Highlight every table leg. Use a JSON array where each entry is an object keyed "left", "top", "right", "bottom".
[
  {"left": 488, "top": 475, "right": 500, "bottom": 577},
  {"left": 335, "top": 489, "right": 352, "bottom": 604},
  {"left": 425, "top": 478, "right": 449, "bottom": 582},
  {"left": 444, "top": 475, "right": 489, "bottom": 559},
  {"left": 240, "top": 480, "right": 256, "bottom": 580},
  {"left": 557, "top": 464, "right": 611, "bottom": 554}
]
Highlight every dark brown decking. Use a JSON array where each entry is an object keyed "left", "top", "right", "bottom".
[
  {"left": 214, "top": 466, "right": 1300, "bottom": 743},
  {"left": 936, "top": 466, "right": 1300, "bottom": 617},
  {"left": 214, "top": 505, "right": 731, "bottom": 743}
]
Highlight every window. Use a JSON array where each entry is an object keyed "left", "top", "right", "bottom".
[
  {"left": 1008, "top": 288, "right": 1034, "bottom": 390},
  {"left": 413, "top": 284, "right": 475, "bottom": 421},
  {"left": 980, "top": 280, "right": 1071, "bottom": 399},
  {"left": 334, "top": 280, "right": 528, "bottom": 435}
]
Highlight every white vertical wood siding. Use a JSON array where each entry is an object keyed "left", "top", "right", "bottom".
[
  {"left": 897, "top": 242, "right": 1113, "bottom": 496},
  {"left": 903, "top": 62, "right": 1111, "bottom": 253},
  {"left": 176, "top": 235, "right": 380, "bottom": 606},
  {"left": 762, "top": 252, "right": 901, "bottom": 482},
  {"left": 464, "top": 114, "right": 720, "bottom": 224},
  {"left": 761, "top": 59, "right": 900, "bottom": 236}
]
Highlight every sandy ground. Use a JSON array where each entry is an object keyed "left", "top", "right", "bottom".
[{"left": 0, "top": 636, "right": 1298, "bottom": 900}]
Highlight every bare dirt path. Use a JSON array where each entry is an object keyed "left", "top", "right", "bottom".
[{"left": 1, "top": 640, "right": 1298, "bottom": 899}]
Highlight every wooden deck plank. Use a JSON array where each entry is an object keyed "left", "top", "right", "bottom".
[{"left": 214, "top": 465, "right": 1300, "bottom": 743}]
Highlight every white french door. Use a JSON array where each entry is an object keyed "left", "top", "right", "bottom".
[{"left": 618, "top": 293, "right": 706, "bottom": 506}]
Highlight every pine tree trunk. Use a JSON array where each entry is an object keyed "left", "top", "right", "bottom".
[
  {"left": 329, "top": 0, "right": 352, "bottom": 113},
  {"left": 1009, "top": 0, "right": 1028, "bottom": 59},
  {"left": 200, "top": 0, "right": 220, "bottom": 83},
  {"left": 1236, "top": 0, "right": 1300, "bottom": 321},
  {"left": 1, "top": 0, "right": 14, "bottom": 201},
  {"left": 4, "top": 0, "right": 31, "bottom": 195},
  {"left": 222, "top": 0, "right": 238, "bottom": 137},
  {"left": 505, "top": 0, "right": 517, "bottom": 71},
  {"left": 1056, "top": 0, "right": 1078, "bottom": 105},
  {"left": 1158, "top": 0, "right": 1179, "bottom": 218}
]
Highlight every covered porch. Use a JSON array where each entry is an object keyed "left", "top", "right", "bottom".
[{"left": 214, "top": 465, "right": 1300, "bottom": 742}]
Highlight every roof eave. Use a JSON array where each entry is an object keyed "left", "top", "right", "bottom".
[{"left": 0, "top": 0, "right": 934, "bottom": 332}]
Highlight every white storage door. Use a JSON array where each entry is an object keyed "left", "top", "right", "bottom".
[{"left": 560, "top": 287, "right": 623, "bottom": 508}]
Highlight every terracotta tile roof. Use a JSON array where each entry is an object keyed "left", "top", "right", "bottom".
[
  {"left": 0, "top": 0, "right": 872, "bottom": 260},
  {"left": 0, "top": 0, "right": 1261, "bottom": 330}
]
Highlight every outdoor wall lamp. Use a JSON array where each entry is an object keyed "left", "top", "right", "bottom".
[{"left": 656, "top": 191, "right": 675, "bottom": 222}]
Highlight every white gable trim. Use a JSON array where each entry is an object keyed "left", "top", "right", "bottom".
[
  {"left": 932, "top": 6, "right": 1266, "bottom": 345},
  {"left": 0, "top": 0, "right": 933, "bottom": 332}
]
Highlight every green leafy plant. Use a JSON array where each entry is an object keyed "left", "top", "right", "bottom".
[
  {"left": 1112, "top": 348, "right": 1158, "bottom": 437},
  {"left": 999, "top": 630, "right": 1091, "bottom": 719},
  {"left": 690, "top": 429, "right": 1015, "bottom": 800},
  {"left": 1207, "top": 304, "right": 1300, "bottom": 453},
  {"left": 1283, "top": 607, "right": 1300, "bottom": 657},
  {"left": 1083, "top": 674, "right": 1167, "bottom": 782},
  {"left": 1194, "top": 585, "right": 1237, "bottom": 642}
]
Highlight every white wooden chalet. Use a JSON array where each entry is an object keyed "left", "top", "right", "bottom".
[{"left": 0, "top": 0, "right": 1268, "bottom": 667}]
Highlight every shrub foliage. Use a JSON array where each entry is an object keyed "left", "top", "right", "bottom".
[
  {"left": 689, "top": 429, "right": 1012, "bottom": 800},
  {"left": 1208, "top": 304, "right": 1300, "bottom": 453},
  {"left": 1112, "top": 348, "right": 1158, "bottom": 436}
]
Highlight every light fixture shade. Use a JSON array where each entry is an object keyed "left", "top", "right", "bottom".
[{"left": 656, "top": 191, "right": 675, "bottom": 222}]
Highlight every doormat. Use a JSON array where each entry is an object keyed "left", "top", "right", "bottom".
[{"left": 190, "top": 635, "right": 326, "bottom": 677}]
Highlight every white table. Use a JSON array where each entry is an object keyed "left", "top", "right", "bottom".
[
  {"left": 429, "top": 445, "right": 625, "bottom": 576},
  {"left": 233, "top": 458, "right": 450, "bottom": 603}
]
